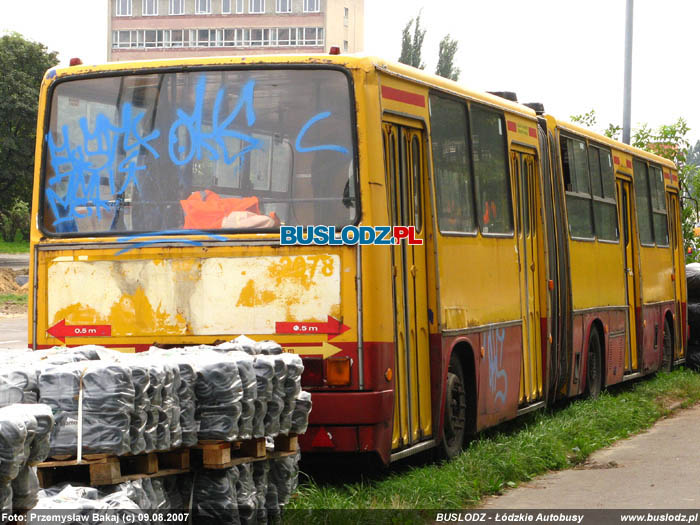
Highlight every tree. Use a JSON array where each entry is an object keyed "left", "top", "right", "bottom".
[
  {"left": 398, "top": 12, "right": 426, "bottom": 70},
  {"left": 435, "top": 34, "right": 460, "bottom": 81},
  {"left": 0, "top": 33, "right": 58, "bottom": 210},
  {"left": 570, "top": 109, "right": 700, "bottom": 262}
]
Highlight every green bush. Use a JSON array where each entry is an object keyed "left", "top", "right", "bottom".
[{"left": 0, "top": 200, "right": 30, "bottom": 242}]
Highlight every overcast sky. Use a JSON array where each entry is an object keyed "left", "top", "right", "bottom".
[{"left": 1, "top": 0, "right": 698, "bottom": 144}]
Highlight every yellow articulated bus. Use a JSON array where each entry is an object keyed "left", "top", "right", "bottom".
[{"left": 29, "top": 54, "right": 686, "bottom": 464}]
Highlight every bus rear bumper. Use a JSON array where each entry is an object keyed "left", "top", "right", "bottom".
[{"left": 298, "top": 390, "right": 394, "bottom": 464}]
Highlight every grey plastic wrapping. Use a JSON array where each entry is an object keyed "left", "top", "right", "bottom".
[
  {"left": 252, "top": 357, "right": 273, "bottom": 439},
  {"left": 128, "top": 363, "right": 150, "bottom": 455},
  {"left": 290, "top": 391, "right": 312, "bottom": 435},
  {"left": 0, "top": 375, "right": 27, "bottom": 407},
  {"left": 257, "top": 355, "right": 286, "bottom": 437},
  {"left": 253, "top": 460, "right": 269, "bottom": 525},
  {"left": 233, "top": 335, "right": 260, "bottom": 355},
  {"left": 11, "top": 465, "right": 39, "bottom": 510},
  {"left": 0, "top": 364, "right": 39, "bottom": 404},
  {"left": 114, "top": 479, "right": 151, "bottom": 509},
  {"left": 40, "top": 362, "right": 135, "bottom": 457},
  {"left": 0, "top": 407, "right": 28, "bottom": 482},
  {"left": 227, "top": 352, "right": 257, "bottom": 441},
  {"left": 162, "top": 363, "right": 182, "bottom": 449},
  {"left": 21, "top": 404, "right": 54, "bottom": 464},
  {"left": 193, "top": 468, "right": 241, "bottom": 525},
  {"left": 0, "top": 404, "right": 37, "bottom": 467},
  {"left": 270, "top": 449, "right": 300, "bottom": 506},
  {"left": 140, "top": 360, "right": 170, "bottom": 451},
  {"left": 236, "top": 463, "right": 257, "bottom": 525},
  {"left": 195, "top": 352, "right": 243, "bottom": 441},
  {"left": 150, "top": 478, "right": 170, "bottom": 510},
  {"left": 162, "top": 353, "right": 197, "bottom": 447},
  {"left": 0, "top": 482, "right": 10, "bottom": 512},
  {"left": 279, "top": 354, "right": 303, "bottom": 435},
  {"left": 256, "top": 340, "right": 283, "bottom": 355}
]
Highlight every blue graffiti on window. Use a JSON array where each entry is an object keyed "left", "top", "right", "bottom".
[
  {"left": 295, "top": 111, "right": 350, "bottom": 155},
  {"left": 46, "top": 103, "right": 160, "bottom": 227},
  {"left": 168, "top": 76, "right": 263, "bottom": 166}
]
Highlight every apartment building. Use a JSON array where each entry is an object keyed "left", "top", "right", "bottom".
[{"left": 108, "top": 0, "right": 364, "bottom": 61}]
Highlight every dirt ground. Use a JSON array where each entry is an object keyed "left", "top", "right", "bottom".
[{"left": 0, "top": 268, "right": 29, "bottom": 316}]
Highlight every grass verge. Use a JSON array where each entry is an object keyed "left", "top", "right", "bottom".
[
  {"left": 0, "top": 240, "right": 29, "bottom": 253},
  {"left": 291, "top": 369, "right": 700, "bottom": 510},
  {"left": 0, "top": 293, "right": 28, "bottom": 305}
]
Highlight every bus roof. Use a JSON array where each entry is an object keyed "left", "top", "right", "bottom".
[{"left": 46, "top": 53, "right": 538, "bottom": 120}]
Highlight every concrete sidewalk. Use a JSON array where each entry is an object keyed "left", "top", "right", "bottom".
[{"left": 479, "top": 404, "right": 700, "bottom": 509}]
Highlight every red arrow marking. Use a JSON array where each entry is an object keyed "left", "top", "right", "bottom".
[
  {"left": 47, "top": 319, "right": 112, "bottom": 343},
  {"left": 276, "top": 315, "right": 350, "bottom": 340}
]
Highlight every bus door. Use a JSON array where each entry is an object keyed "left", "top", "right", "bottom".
[
  {"left": 382, "top": 120, "right": 432, "bottom": 449},
  {"left": 511, "top": 150, "right": 544, "bottom": 405},
  {"left": 668, "top": 191, "right": 685, "bottom": 361},
  {"left": 617, "top": 179, "right": 640, "bottom": 372}
]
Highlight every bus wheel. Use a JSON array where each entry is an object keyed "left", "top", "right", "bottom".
[
  {"left": 440, "top": 355, "right": 467, "bottom": 459},
  {"left": 585, "top": 329, "right": 602, "bottom": 399},
  {"left": 661, "top": 317, "right": 673, "bottom": 372}
]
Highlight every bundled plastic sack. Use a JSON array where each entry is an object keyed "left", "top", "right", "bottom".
[
  {"left": 279, "top": 354, "right": 303, "bottom": 435},
  {"left": 257, "top": 340, "right": 282, "bottom": 356},
  {"left": 0, "top": 364, "right": 40, "bottom": 404},
  {"left": 11, "top": 465, "right": 39, "bottom": 510},
  {"left": 270, "top": 449, "right": 301, "bottom": 506},
  {"left": 139, "top": 360, "right": 170, "bottom": 451},
  {"left": 256, "top": 355, "right": 286, "bottom": 437},
  {"left": 253, "top": 460, "right": 269, "bottom": 525},
  {"left": 193, "top": 467, "right": 240, "bottom": 525},
  {"left": 194, "top": 351, "right": 243, "bottom": 441},
  {"left": 50, "top": 411, "right": 131, "bottom": 457},
  {"left": 290, "top": 391, "right": 312, "bottom": 435},
  {"left": 156, "top": 352, "right": 197, "bottom": 448},
  {"left": 0, "top": 375, "right": 27, "bottom": 407},
  {"left": 150, "top": 478, "right": 170, "bottom": 510},
  {"left": 127, "top": 363, "right": 150, "bottom": 455},
  {"left": 224, "top": 352, "right": 257, "bottom": 441},
  {"left": 687, "top": 263, "right": 700, "bottom": 302},
  {"left": 162, "top": 362, "right": 182, "bottom": 450},
  {"left": 0, "top": 408, "right": 28, "bottom": 482},
  {"left": 21, "top": 404, "right": 54, "bottom": 464},
  {"left": 236, "top": 463, "right": 257, "bottom": 525},
  {"left": 234, "top": 335, "right": 260, "bottom": 356},
  {"left": 0, "top": 404, "right": 37, "bottom": 467},
  {"left": 252, "top": 357, "right": 274, "bottom": 439},
  {"left": 0, "top": 482, "right": 10, "bottom": 512}
]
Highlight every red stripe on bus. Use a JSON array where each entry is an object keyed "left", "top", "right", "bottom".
[
  {"left": 381, "top": 86, "right": 425, "bottom": 107},
  {"left": 507, "top": 121, "right": 517, "bottom": 132},
  {"left": 529, "top": 127, "right": 537, "bottom": 138},
  {"left": 614, "top": 156, "right": 621, "bottom": 165}
]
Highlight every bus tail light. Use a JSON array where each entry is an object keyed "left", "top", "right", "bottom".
[
  {"left": 301, "top": 357, "right": 324, "bottom": 386},
  {"left": 326, "top": 356, "right": 352, "bottom": 386}
]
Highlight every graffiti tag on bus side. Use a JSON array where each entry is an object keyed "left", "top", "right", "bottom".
[
  {"left": 45, "top": 74, "right": 350, "bottom": 227},
  {"left": 485, "top": 327, "right": 508, "bottom": 404}
]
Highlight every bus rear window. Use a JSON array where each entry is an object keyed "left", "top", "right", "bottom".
[{"left": 42, "top": 69, "right": 356, "bottom": 235}]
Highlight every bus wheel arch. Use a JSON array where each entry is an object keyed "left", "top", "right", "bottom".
[
  {"left": 585, "top": 320, "right": 604, "bottom": 398},
  {"left": 439, "top": 342, "right": 476, "bottom": 459}
]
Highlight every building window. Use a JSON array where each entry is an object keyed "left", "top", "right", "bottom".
[
  {"left": 236, "top": 0, "right": 244, "bottom": 12},
  {"left": 276, "top": 0, "right": 291, "bottom": 13},
  {"left": 303, "top": 0, "right": 319, "bottom": 12},
  {"left": 343, "top": 40, "right": 348, "bottom": 52},
  {"left": 297, "top": 27, "right": 323, "bottom": 45},
  {"left": 142, "top": 0, "right": 157, "bottom": 15},
  {"left": 169, "top": 0, "right": 184, "bottom": 14},
  {"left": 196, "top": 0, "right": 211, "bottom": 14},
  {"left": 249, "top": 0, "right": 264, "bottom": 13},
  {"left": 115, "top": 0, "right": 132, "bottom": 16},
  {"left": 170, "top": 29, "right": 189, "bottom": 46},
  {"left": 344, "top": 7, "right": 349, "bottom": 25},
  {"left": 222, "top": 0, "right": 232, "bottom": 13}
]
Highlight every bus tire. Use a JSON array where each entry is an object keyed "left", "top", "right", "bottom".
[
  {"left": 585, "top": 329, "right": 602, "bottom": 399},
  {"left": 661, "top": 317, "right": 673, "bottom": 372},
  {"left": 440, "top": 354, "right": 467, "bottom": 460}
]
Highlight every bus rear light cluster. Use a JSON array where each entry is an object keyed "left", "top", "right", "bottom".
[
  {"left": 326, "top": 356, "right": 351, "bottom": 386},
  {"left": 301, "top": 356, "right": 324, "bottom": 386},
  {"left": 300, "top": 356, "right": 352, "bottom": 386}
]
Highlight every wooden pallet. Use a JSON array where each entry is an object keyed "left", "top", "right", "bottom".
[
  {"left": 36, "top": 448, "right": 190, "bottom": 487},
  {"left": 191, "top": 434, "right": 298, "bottom": 469}
]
